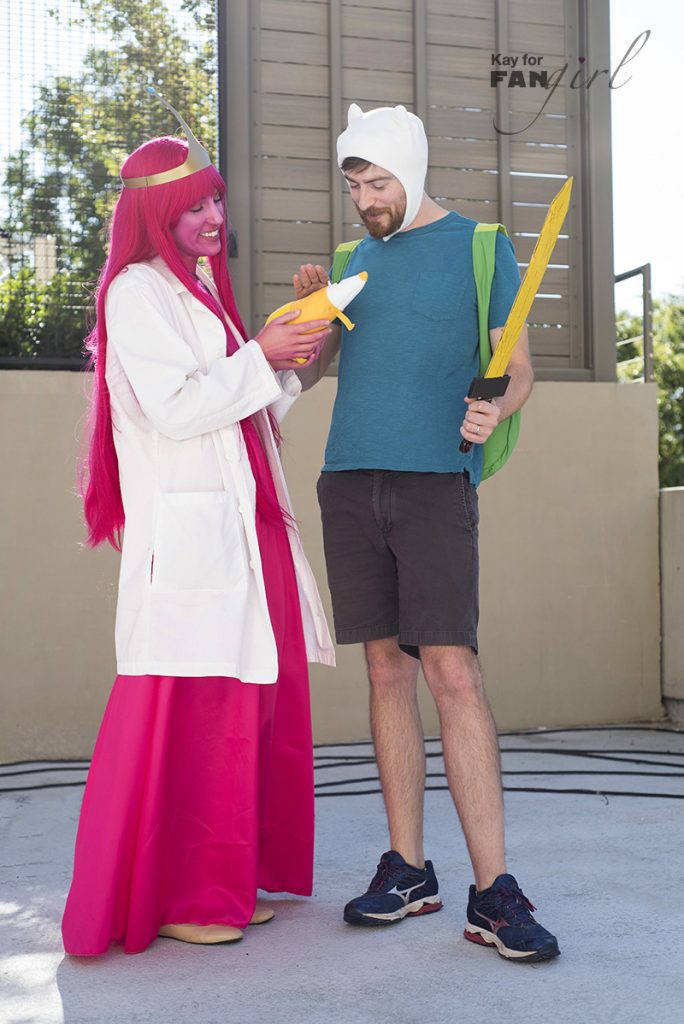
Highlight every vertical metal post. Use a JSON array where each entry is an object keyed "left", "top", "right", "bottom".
[
  {"left": 329, "top": 0, "right": 343, "bottom": 252},
  {"left": 579, "top": 0, "right": 616, "bottom": 381},
  {"left": 564, "top": 0, "right": 585, "bottom": 370},
  {"left": 413, "top": 0, "right": 428, "bottom": 125},
  {"left": 220, "top": 0, "right": 254, "bottom": 327},
  {"left": 494, "top": 0, "right": 512, "bottom": 226},
  {"left": 217, "top": 0, "right": 228, "bottom": 181},
  {"left": 614, "top": 264, "right": 654, "bottom": 383},
  {"left": 250, "top": 0, "right": 264, "bottom": 326},
  {"left": 643, "top": 262, "right": 653, "bottom": 383}
]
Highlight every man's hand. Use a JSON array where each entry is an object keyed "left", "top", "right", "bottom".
[
  {"left": 293, "top": 263, "right": 329, "bottom": 300},
  {"left": 460, "top": 396, "right": 502, "bottom": 445}
]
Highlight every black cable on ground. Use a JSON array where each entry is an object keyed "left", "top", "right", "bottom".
[
  {"left": 315, "top": 769, "right": 684, "bottom": 788},
  {"left": 0, "top": 759, "right": 89, "bottom": 769},
  {"left": 312, "top": 724, "right": 682, "bottom": 749},
  {"left": 498, "top": 725, "right": 684, "bottom": 737},
  {"left": 4, "top": 764, "right": 683, "bottom": 796},
  {"left": 0, "top": 781, "right": 89, "bottom": 794},
  {"left": 316, "top": 785, "right": 684, "bottom": 799},
  {"left": 0, "top": 765, "right": 90, "bottom": 779},
  {"left": 312, "top": 749, "right": 684, "bottom": 772},
  {"left": 3, "top": 727, "right": 684, "bottom": 797},
  {"left": 3, "top": 780, "right": 683, "bottom": 798}
]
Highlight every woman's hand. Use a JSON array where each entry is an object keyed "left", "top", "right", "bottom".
[
  {"left": 255, "top": 309, "right": 331, "bottom": 368},
  {"left": 293, "top": 264, "right": 329, "bottom": 300},
  {"left": 268, "top": 344, "right": 324, "bottom": 372}
]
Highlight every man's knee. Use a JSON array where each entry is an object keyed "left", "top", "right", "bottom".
[
  {"left": 365, "top": 638, "right": 419, "bottom": 694},
  {"left": 420, "top": 645, "right": 484, "bottom": 704}
]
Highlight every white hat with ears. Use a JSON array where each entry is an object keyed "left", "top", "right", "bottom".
[{"left": 336, "top": 103, "right": 429, "bottom": 240}]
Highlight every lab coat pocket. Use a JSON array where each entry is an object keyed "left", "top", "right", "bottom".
[
  {"left": 411, "top": 271, "right": 465, "bottom": 321},
  {"left": 151, "top": 490, "right": 248, "bottom": 592}
]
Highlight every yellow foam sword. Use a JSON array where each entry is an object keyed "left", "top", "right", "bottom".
[{"left": 460, "top": 175, "right": 573, "bottom": 452}]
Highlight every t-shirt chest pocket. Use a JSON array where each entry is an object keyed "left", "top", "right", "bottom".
[{"left": 411, "top": 270, "right": 466, "bottom": 321}]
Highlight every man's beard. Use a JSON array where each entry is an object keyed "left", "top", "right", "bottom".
[{"left": 358, "top": 200, "right": 406, "bottom": 239}]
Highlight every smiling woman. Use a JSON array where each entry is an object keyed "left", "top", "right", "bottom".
[
  {"left": 60, "top": 117, "right": 335, "bottom": 957},
  {"left": 171, "top": 190, "right": 225, "bottom": 272}
]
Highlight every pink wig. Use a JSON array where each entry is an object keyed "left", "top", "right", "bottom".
[{"left": 82, "top": 136, "right": 284, "bottom": 549}]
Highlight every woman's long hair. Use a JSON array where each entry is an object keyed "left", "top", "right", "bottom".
[{"left": 82, "top": 136, "right": 286, "bottom": 549}]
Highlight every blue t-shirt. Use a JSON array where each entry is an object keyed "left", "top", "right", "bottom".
[{"left": 322, "top": 211, "right": 520, "bottom": 486}]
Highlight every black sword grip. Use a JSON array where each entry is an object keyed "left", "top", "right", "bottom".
[{"left": 459, "top": 375, "right": 511, "bottom": 454}]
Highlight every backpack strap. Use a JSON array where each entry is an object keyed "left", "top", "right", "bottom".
[
  {"left": 331, "top": 239, "right": 363, "bottom": 283},
  {"left": 472, "top": 222, "right": 508, "bottom": 375},
  {"left": 472, "top": 223, "right": 521, "bottom": 481}
]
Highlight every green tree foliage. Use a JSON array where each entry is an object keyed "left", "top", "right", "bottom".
[
  {"left": 617, "top": 294, "right": 684, "bottom": 487},
  {"left": 0, "top": 0, "right": 217, "bottom": 361},
  {"left": 0, "top": 269, "right": 88, "bottom": 360}
]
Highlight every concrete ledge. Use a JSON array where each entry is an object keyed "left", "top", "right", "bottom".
[
  {"left": 660, "top": 487, "right": 684, "bottom": 705},
  {"left": 664, "top": 698, "right": 684, "bottom": 726}
]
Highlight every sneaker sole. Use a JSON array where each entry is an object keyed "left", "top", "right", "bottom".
[
  {"left": 344, "top": 896, "right": 443, "bottom": 927},
  {"left": 464, "top": 924, "right": 560, "bottom": 962}
]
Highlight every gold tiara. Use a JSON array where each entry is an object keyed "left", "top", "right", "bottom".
[{"left": 121, "top": 87, "right": 213, "bottom": 189}]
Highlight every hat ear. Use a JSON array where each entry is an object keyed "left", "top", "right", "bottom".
[
  {"left": 347, "top": 103, "right": 363, "bottom": 124},
  {"left": 392, "top": 104, "right": 409, "bottom": 127}
]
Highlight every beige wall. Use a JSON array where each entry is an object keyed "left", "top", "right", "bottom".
[
  {"left": 0, "top": 371, "right": 119, "bottom": 761},
  {"left": 289, "top": 378, "right": 663, "bottom": 739},
  {"left": 0, "top": 371, "right": 662, "bottom": 761}
]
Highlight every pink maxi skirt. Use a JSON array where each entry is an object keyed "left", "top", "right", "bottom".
[{"left": 62, "top": 460, "right": 313, "bottom": 956}]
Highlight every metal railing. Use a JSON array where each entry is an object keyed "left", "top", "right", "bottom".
[{"left": 614, "top": 263, "right": 653, "bottom": 383}]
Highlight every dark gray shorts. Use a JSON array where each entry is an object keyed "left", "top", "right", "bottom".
[{"left": 316, "top": 469, "right": 479, "bottom": 659}]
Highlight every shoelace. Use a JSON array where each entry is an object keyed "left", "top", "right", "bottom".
[
  {"left": 369, "top": 855, "right": 413, "bottom": 893},
  {"left": 488, "top": 886, "right": 537, "bottom": 925}
]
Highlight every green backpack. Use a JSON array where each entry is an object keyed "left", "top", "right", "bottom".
[{"left": 330, "top": 224, "right": 520, "bottom": 481}]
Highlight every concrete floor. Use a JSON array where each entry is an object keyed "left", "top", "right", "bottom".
[{"left": 1, "top": 727, "right": 684, "bottom": 1024}]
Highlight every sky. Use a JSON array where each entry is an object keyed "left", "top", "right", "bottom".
[{"left": 610, "top": 0, "right": 683, "bottom": 311}]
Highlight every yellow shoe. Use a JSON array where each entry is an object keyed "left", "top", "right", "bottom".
[
  {"left": 158, "top": 923, "right": 244, "bottom": 945},
  {"left": 249, "top": 901, "right": 275, "bottom": 925}
]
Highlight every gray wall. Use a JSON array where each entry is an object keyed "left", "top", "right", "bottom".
[
  {"left": 0, "top": 370, "right": 662, "bottom": 762},
  {"left": 223, "top": 0, "right": 616, "bottom": 380}
]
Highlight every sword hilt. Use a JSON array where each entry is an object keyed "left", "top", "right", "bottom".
[{"left": 459, "top": 375, "right": 510, "bottom": 454}]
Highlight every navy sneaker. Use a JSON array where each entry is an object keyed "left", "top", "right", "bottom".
[
  {"left": 465, "top": 874, "right": 560, "bottom": 962},
  {"left": 343, "top": 850, "right": 443, "bottom": 926}
]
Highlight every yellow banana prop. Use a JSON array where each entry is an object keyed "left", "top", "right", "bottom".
[{"left": 265, "top": 272, "right": 368, "bottom": 363}]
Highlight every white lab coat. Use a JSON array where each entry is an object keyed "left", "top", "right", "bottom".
[{"left": 104, "top": 256, "right": 335, "bottom": 681}]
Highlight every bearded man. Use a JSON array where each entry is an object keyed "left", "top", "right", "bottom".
[{"left": 294, "top": 103, "right": 559, "bottom": 963}]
